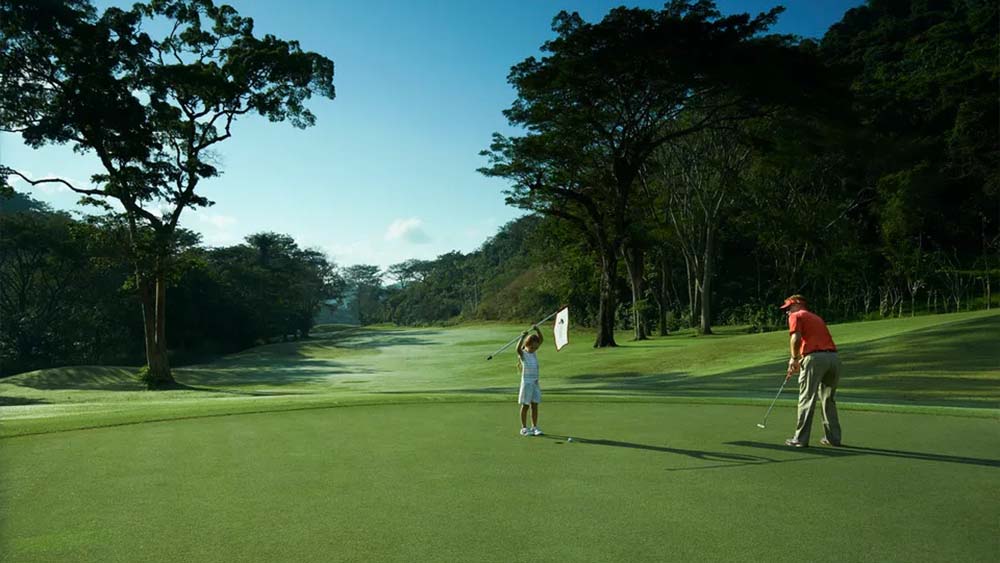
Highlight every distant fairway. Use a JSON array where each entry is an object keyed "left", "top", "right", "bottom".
[{"left": 1, "top": 311, "right": 998, "bottom": 561}]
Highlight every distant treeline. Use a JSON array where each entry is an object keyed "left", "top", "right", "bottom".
[{"left": 0, "top": 194, "right": 342, "bottom": 377}]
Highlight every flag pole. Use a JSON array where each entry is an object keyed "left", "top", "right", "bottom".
[{"left": 485, "top": 308, "right": 563, "bottom": 360}]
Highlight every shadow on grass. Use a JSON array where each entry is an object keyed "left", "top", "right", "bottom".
[
  {"left": 290, "top": 328, "right": 441, "bottom": 350},
  {"left": 8, "top": 364, "right": 346, "bottom": 392},
  {"left": 0, "top": 396, "right": 49, "bottom": 406},
  {"left": 540, "top": 433, "right": 769, "bottom": 464},
  {"left": 560, "top": 315, "right": 1000, "bottom": 408},
  {"left": 727, "top": 440, "right": 1000, "bottom": 468},
  {"left": 9, "top": 367, "right": 145, "bottom": 391},
  {"left": 148, "top": 381, "right": 314, "bottom": 397}
]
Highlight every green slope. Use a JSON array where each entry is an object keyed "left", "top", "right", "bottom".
[{"left": 1, "top": 310, "right": 997, "bottom": 437}]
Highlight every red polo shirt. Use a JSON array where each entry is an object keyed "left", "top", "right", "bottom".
[{"left": 788, "top": 309, "right": 837, "bottom": 356}]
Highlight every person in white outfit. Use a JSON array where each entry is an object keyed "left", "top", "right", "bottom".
[{"left": 516, "top": 326, "right": 544, "bottom": 436}]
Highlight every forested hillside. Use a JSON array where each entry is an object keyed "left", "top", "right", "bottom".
[{"left": 372, "top": 0, "right": 998, "bottom": 335}]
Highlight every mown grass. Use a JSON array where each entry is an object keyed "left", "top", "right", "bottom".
[
  {"left": 1, "top": 310, "right": 997, "bottom": 438},
  {"left": 2, "top": 403, "right": 998, "bottom": 562},
  {"left": 1, "top": 311, "right": 998, "bottom": 562}
]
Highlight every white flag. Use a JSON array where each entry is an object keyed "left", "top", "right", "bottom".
[{"left": 553, "top": 307, "right": 569, "bottom": 351}]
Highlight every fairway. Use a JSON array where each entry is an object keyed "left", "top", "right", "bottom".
[{"left": 2, "top": 312, "right": 999, "bottom": 561}]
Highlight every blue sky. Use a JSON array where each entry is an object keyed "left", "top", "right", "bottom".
[{"left": 2, "top": 0, "right": 863, "bottom": 270}]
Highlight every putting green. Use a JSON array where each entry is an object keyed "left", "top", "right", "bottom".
[{"left": 2, "top": 402, "right": 997, "bottom": 562}]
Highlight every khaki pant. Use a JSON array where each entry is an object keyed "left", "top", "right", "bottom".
[{"left": 793, "top": 351, "right": 842, "bottom": 445}]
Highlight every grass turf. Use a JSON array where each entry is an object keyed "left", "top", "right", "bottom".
[
  {"left": 1, "top": 310, "right": 998, "bottom": 561},
  {"left": 2, "top": 403, "right": 997, "bottom": 562}
]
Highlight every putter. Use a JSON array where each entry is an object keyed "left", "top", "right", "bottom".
[{"left": 756, "top": 375, "right": 791, "bottom": 429}]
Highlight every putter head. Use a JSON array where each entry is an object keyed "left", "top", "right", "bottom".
[
  {"left": 756, "top": 423, "right": 766, "bottom": 429},
  {"left": 486, "top": 355, "right": 493, "bottom": 361}
]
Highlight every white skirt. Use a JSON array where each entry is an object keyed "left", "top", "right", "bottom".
[{"left": 518, "top": 379, "right": 541, "bottom": 405}]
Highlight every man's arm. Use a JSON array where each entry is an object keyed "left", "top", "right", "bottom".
[{"left": 787, "top": 331, "right": 802, "bottom": 379}]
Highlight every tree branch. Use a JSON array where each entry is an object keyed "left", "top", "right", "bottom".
[{"left": 4, "top": 169, "right": 104, "bottom": 196}]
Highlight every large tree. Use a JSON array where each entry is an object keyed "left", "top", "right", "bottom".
[
  {"left": 0, "top": 0, "right": 335, "bottom": 386},
  {"left": 481, "top": 2, "right": 824, "bottom": 346}
]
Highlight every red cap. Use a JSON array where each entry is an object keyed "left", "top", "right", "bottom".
[{"left": 780, "top": 295, "right": 806, "bottom": 310}]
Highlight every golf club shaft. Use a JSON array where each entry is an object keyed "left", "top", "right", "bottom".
[
  {"left": 760, "top": 375, "right": 790, "bottom": 424},
  {"left": 485, "top": 309, "right": 561, "bottom": 360}
]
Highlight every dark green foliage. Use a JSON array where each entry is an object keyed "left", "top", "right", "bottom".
[
  {"left": 343, "top": 264, "right": 384, "bottom": 326},
  {"left": 0, "top": 195, "right": 341, "bottom": 376},
  {"left": 0, "top": 195, "right": 143, "bottom": 375}
]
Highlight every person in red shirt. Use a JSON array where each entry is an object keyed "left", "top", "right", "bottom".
[{"left": 781, "top": 295, "right": 842, "bottom": 447}]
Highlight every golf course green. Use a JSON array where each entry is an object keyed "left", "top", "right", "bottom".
[{"left": 2, "top": 311, "right": 998, "bottom": 562}]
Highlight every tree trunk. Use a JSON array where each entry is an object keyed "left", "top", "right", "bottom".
[
  {"left": 699, "top": 226, "right": 715, "bottom": 335},
  {"left": 594, "top": 247, "right": 618, "bottom": 348},
  {"left": 623, "top": 243, "right": 648, "bottom": 341},
  {"left": 658, "top": 252, "right": 669, "bottom": 336},
  {"left": 682, "top": 253, "right": 702, "bottom": 328},
  {"left": 139, "top": 268, "right": 174, "bottom": 388}
]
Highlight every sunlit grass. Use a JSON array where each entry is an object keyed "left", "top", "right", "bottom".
[{"left": 1, "top": 309, "right": 996, "bottom": 437}]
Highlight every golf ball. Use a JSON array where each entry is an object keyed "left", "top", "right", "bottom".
[{"left": 567, "top": 437, "right": 573, "bottom": 442}]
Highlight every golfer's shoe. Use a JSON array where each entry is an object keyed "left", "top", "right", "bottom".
[
  {"left": 531, "top": 427, "right": 543, "bottom": 436},
  {"left": 520, "top": 427, "right": 530, "bottom": 436},
  {"left": 784, "top": 438, "right": 807, "bottom": 448},
  {"left": 820, "top": 438, "right": 841, "bottom": 447}
]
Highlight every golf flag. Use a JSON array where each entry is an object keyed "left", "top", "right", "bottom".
[{"left": 553, "top": 307, "right": 569, "bottom": 351}]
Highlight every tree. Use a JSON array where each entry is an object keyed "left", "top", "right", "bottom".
[
  {"left": 654, "top": 124, "right": 752, "bottom": 334},
  {"left": 481, "top": 2, "right": 828, "bottom": 346},
  {"left": 343, "top": 265, "right": 384, "bottom": 325},
  {"left": 0, "top": 0, "right": 335, "bottom": 387}
]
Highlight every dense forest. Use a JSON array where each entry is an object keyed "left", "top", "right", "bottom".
[
  {"left": 364, "top": 0, "right": 999, "bottom": 336},
  {"left": 2, "top": 0, "right": 997, "bottom": 378}
]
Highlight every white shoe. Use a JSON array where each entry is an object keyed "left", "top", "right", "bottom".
[
  {"left": 519, "top": 427, "right": 530, "bottom": 436},
  {"left": 531, "top": 427, "right": 543, "bottom": 436}
]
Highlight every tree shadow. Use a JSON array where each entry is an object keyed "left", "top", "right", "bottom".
[
  {"left": 376, "top": 387, "right": 514, "bottom": 396},
  {"left": 9, "top": 367, "right": 146, "bottom": 391},
  {"left": 560, "top": 315, "right": 1000, "bottom": 408},
  {"left": 726, "top": 440, "right": 1000, "bottom": 468},
  {"left": 0, "top": 396, "right": 49, "bottom": 406},
  {"left": 149, "top": 381, "right": 314, "bottom": 397}
]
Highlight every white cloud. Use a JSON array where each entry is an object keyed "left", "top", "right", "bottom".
[
  {"left": 384, "top": 217, "right": 430, "bottom": 244},
  {"left": 35, "top": 182, "right": 71, "bottom": 195},
  {"left": 198, "top": 213, "right": 237, "bottom": 229},
  {"left": 189, "top": 212, "right": 240, "bottom": 247}
]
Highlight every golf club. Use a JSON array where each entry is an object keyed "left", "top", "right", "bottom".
[{"left": 756, "top": 375, "right": 791, "bottom": 429}]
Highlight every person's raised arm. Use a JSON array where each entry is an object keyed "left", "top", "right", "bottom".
[{"left": 533, "top": 325, "right": 543, "bottom": 345}]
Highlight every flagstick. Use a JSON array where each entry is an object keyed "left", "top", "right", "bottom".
[{"left": 485, "top": 308, "right": 562, "bottom": 360}]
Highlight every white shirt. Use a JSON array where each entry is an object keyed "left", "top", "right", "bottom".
[{"left": 520, "top": 351, "right": 539, "bottom": 381}]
